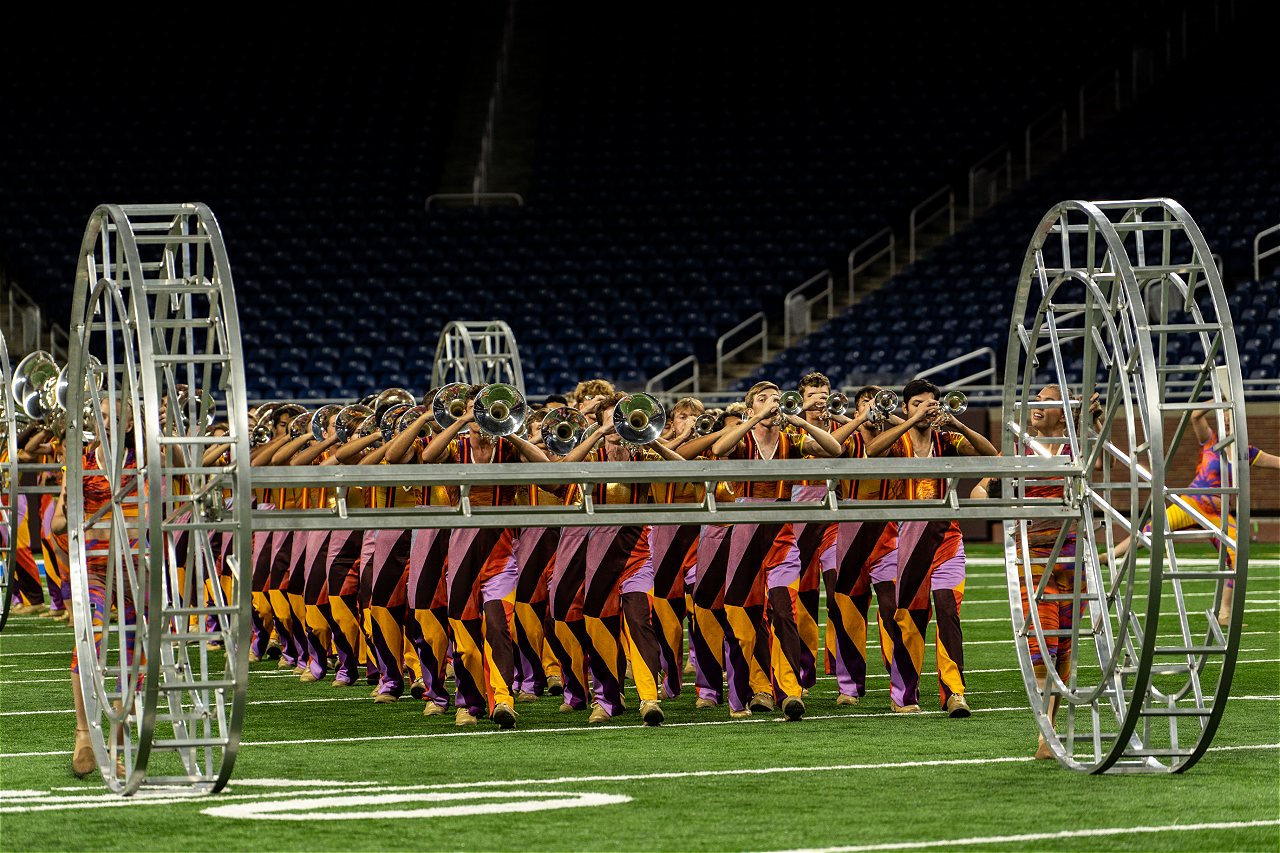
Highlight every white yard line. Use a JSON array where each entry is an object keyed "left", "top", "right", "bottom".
[{"left": 0, "top": 743, "right": 1276, "bottom": 814}]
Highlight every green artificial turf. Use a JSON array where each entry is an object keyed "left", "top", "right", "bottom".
[{"left": 1, "top": 543, "right": 1276, "bottom": 852}]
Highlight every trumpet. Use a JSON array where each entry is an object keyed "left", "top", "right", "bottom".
[
  {"left": 172, "top": 386, "right": 215, "bottom": 433},
  {"left": 779, "top": 390, "right": 804, "bottom": 417},
  {"left": 930, "top": 390, "right": 968, "bottom": 429},
  {"left": 826, "top": 392, "right": 848, "bottom": 418},
  {"left": 541, "top": 406, "right": 590, "bottom": 455},
  {"left": 694, "top": 412, "right": 719, "bottom": 436},
  {"left": 613, "top": 392, "right": 666, "bottom": 446},
  {"left": 473, "top": 383, "right": 527, "bottom": 437},
  {"left": 867, "top": 390, "right": 898, "bottom": 428},
  {"left": 432, "top": 382, "right": 471, "bottom": 430},
  {"left": 288, "top": 409, "right": 313, "bottom": 439}
]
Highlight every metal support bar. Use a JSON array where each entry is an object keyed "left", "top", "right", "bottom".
[
  {"left": 908, "top": 187, "right": 955, "bottom": 264},
  {"left": 715, "top": 311, "right": 767, "bottom": 390}
]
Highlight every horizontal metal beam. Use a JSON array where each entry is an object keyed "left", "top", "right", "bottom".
[
  {"left": 249, "top": 500, "right": 1076, "bottom": 531},
  {"left": 247, "top": 456, "right": 1076, "bottom": 490}
]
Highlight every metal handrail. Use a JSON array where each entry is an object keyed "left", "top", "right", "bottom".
[
  {"left": 1077, "top": 70, "right": 1123, "bottom": 140},
  {"left": 908, "top": 186, "right": 955, "bottom": 264},
  {"left": 1024, "top": 106, "right": 1069, "bottom": 179},
  {"left": 425, "top": 192, "right": 524, "bottom": 211},
  {"left": 1, "top": 275, "right": 69, "bottom": 360},
  {"left": 1253, "top": 223, "right": 1280, "bottom": 281},
  {"left": 914, "top": 346, "right": 998, "bottom": 387},
  {"left": 783, "top": 270, "right": 833, "bottom": 349},
  {"left": 847, "top": 227, "right": 895, "bottom": 302},
  {"left": 967, "top": 145, "right": 1013, "bottom": 218},
  {"left": 645, "top": 354, "right": 700, "bottom": 399},
  {"left": 715, "top": 312, "right": 767, "bottom": 390}
]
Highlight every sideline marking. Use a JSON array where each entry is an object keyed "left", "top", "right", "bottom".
[{"left": 754, "top": 819, "right": 1280, "bottom": 853}]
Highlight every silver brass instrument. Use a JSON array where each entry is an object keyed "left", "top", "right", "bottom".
[
  {"left": 473, "top": 383, "right": 527, "bottom": 437},
  {"left": 310, "top": 404, "right": 343, "bottom": 442},
  {"left": 372, "top": 388, "right": 416, "bottom": 426},
  {"left": 12, "top": 350, "right": 59, "bottom": 422},
  {"left": 826, "top": 392, "right": 848, "bottom": 418},
  {"left": 251, "top": 403, "right": 286, "bottom": 446},
  {"left": 432, "top": 382, "right": 471, "bottom": 430},
  {"left": 288, "top": 410, "right": 312, "bottom": 439},
  {"left": 779, "top": 389, "right": 804, "bottom": 417},
  {"left": 613, "top": 392, "right": 666, "bottom": 446},
  {"left": 379, "top": 403, "right": 413, "bottom": 443},
  {"left": 868, "top": 389, "right": 898, "bottom": 428},
  {"left": 173, "top": 387, "right": 216, "bottom": 433},
  {"left": 541, "top": 406, "right": 589, "bottom": 455},
  {"left": 931, "top": 390, "right": 968, "bottom": 429},
  {"left": 694, "top": 412, "right": 719, "bottom": 436},
  {"left": 396, "top": 405, "right": 432, "bottom": 440},
  {"left": 334, "top": 404, "right": 374, "bottom": 443}
]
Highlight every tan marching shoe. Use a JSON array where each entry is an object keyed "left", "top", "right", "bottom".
[
  {"left": 491, "top": 703, "right": 517, "bottom": 730},
  {"left": 372, "top": 692, "right": 398, "bottom": 704},
  {"left": 422, "top": 702, "right": 446, "bottom": 717},
  {"left": 729, "top": 708, "right": 752, "bottom": 719},
  {"left": 298, "top": 671, "right": 319, "bottom": 684},
  {"left": 515, "top": 691, "right": 538, "bottom": 703},
  {"left": 945, "top": 694, "right": 971, "bottom": 718},
  {"left": 640, "top": 700, "right": 665, "bottom": 727},
  {"left": 891, "top": 701, "right": 923, "bottom": 714},
  {"left": 1035, "top": 734, "right": 1055, "bottom": 760},
  {"left": 747, "top": 692, "right": 776, "bottom": 713},
  {"left": 587, "top": 704, "right": 612, "bottom": 724},
  {"left": 546, "top": 675, "right": 564, "bottom": 695},
  {"left": 781, "top": 696, "right": 805, "bottom": 721},
  {"left": 694, "top": 697, "right": 718, "bottom": 710},
  {"left": 836, "top": 693, "right": 860, "bottom": 706},
  {"left": 558, "top": 702, "right": 577, "bottom": 713},
  {"left": 455, "top": 707, "right": 478, "bottom": 727}
]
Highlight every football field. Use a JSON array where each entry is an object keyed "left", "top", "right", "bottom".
[{"left": 1, "top": 544, "right": 1277, "bottom": 852}]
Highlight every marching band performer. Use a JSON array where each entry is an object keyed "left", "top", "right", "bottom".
[
  {"left": 827, "top": 386, "right": 900, "bottom": 706},
  {"left": 558, "top": 391, "right": 684, "bottom": 725},
  {"left": 710, "top": 381, "right": 842, "bottom": 721},
  {"left": 421, "top": 385, "right": 549, "bottom": 729},
  {"left": 865, "top": 379, "right": 997, "bottom": 716}
]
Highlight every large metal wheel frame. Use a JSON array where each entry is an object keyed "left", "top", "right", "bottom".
[
  {"left": 66, "top": 204, "right": 252, "bottom": 794},
  {"left": 431, "top": 320, "right": 525, "bottom": 395},
  {"left": 1002, "top": 198, "right": 1248, "bottom": 773},
  {"left": 0, "top": 331, "right": 17, "bottom": 631}
]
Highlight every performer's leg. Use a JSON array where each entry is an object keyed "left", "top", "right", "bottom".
[
  {"left": 546, "top": 527, "right": 590, "bottom": 710},
  {"left": 691, "top": 524, "right": 729, "bottom": 707}
]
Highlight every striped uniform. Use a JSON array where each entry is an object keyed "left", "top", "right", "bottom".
[
  {"left": 511, "top": 485, "right": 564, "bottom": 697},
  {"left": 361, "top": 473, "right": 422, "bottom": 698},
  {"left": 829, "top": 432, "right": 900, "bottom": 699},
  {"left": 1145, "top": 428, "right": 1261, "bottom": 582},
  {"left": 323, "top": 473, "right": 368, "bottom": 686},
  {"left": 580, "top": 445, "right": 664, "bottom": 716},
  {"left": 714, "top": 430, "right": 809, "bottom": 712},
  {"left": 70, "top": 449, "right": 139, "bottom": 678},
  {"left": 647, "top": 479, "right": 701, "bottom": 699},
  {"left": 882, "top": 430, "right": 971, "bottom": 709},
  {"left": 406, "top": 475, "right": 455, "bottom": 711},
  {"left": 1015, "top": 441, "right": 1080, "bottom": 681},
  {"left": 444, "top": 436, "right": 520, "bottom": 716}
]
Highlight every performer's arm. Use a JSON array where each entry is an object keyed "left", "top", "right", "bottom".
[
  {"left": 785, "top": 413, "right": 841, "bottom": 457},
  {"left": 291, "top": 435, "right": 338, "bottom": 466},
  {"left": 508, "top": 433, "right": 550, "bottom": 463},
  {"left": 1191, "top": 408, "right": 1214, "bottom": 444},
  {"left": 864, "top": 405, "right": 930, "bottom": 458},
  {"left": 712, "top": 408, "right": 769, "bottom": 457}
]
